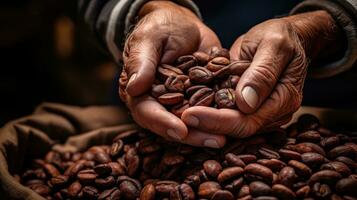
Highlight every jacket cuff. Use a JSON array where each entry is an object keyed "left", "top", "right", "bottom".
[
  {"left": 103, "top": 0, "right": 201, "bottom": 63},
  {"left": 290, "top": 0, "right": 357, "bottom": 78}
]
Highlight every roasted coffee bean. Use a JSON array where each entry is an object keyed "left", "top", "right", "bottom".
[
  {"left": 301, "top": 152, "right": 326, "bottom": 167},
  {"left": 215, "top": 88, "right": 236, "bottom": 108},
  {"left": 209, "top": 46, "right": 230, "bottom": 59},
  {"left": 308, "top": 170, "right": 342, "bottom": 185},
  {"left": 158, "top": 93, "right": 184, "bottom": 106},
  {"left": 50, "top": 175, "right": 68, "bottom": 187},
  {"left": 211, "top": 189, "right": 234, "bottom": 200},
  {"left": 108, "top": 162, "right": 125, "bottom": 176},
  {"left": 188, "top": 66, "right": 213, "bottom": 84},
  {"left": 184, "top": 175, "right": 201, "bottom": 188},
  {"left": 94, "top": 163, "right": 112, "bottom": 176},
  {"left": 29, "top": 184, "right": 51, "bottom": 196},
  {"left": 171, "top": 100, "right": 189, "bottom": 117},
  {"left": 278, "top": 149, "right": 302, "bottom": 161},
  {"left": 286, "top": 142, "right": 326, "bottom": 156},
  {"left": 320, "top": 161, "right": 352, "bottom": 177},
  {"left": 217, "top": 167, "right": 244, "bottom": 183},
  {"left": 312, "top": 182, "right": 331, "bottom": 198},
  {"left": 272, "top": 184, "right": 296, "bottom": 200},
  {"left": 176, "top": 55, "right": 197, "bottom": 71},
  {"left": 220, "top": 75, "right": 240, "bottom": 89},
  {"left": 213, "top": 66, "right": 231, "bottom": 79},
  {"left": 297, "top": 130, "right": 321, "bottom": 143},
  {"left": 157, "top": 64, "right": 184, "bottom": 82},
  {"left": 288, "top": 160, "right": 312, "bottom": 178},
  {"left": 165, "top": 75, "right": 189, "bottom": 92},
  {"left": 140, "top": 183, "right": 156, "bottom": 200},
  {"left": 224, "top": 177, "right": 244, "bottom": 193},
  {"left": 335, "top": 178, "right": 357, "bottom": 196},
  {"left": 320, "top": 136, "right": 340, "bottom": 149},
  {"left": 257, "top": 159, "right": 286, "bottom": 172},
  {"left": 328, "top": 145, "right": 357, "bottom": 159},
  {"left": 296, "top": 185, "right": 310, "bottom": 198},
  {"left": 237, "top": 154, "right": 257, "bottom": 164},
  {"left": 119, "top": 180, "right": 141, "bottom": 199},
  {"left": 94, "top": 152, "right": 111, "bottom": 164},
  {"left": 278, "top": 166, "right": 296, "bottom": 187},
  {"left": 225, "top": 153, "right": 246, "bottom": 168},
  {"left": 171, "top": 183, "right": 195, "bottom": 200},
  {"left": 206, "top": 57, "right": 230, "bottom": 72},
  {"left": 186, "top": 85, "right": 206, "bottom": 97},
  {"left": 151, "top": 84, "right": 167, "bottom": 98},
  {"left": 125, "top": 148, "right": 140, "bottom": 177},
  {"left": 198, "top": 181, "right": 221, "bottom": 199},
  {"left": 258, "top": 147, "right": 280, "bottom": 159},
  {"left": 335, "top": 156, "right": 357, "bottom": 169},
  {"left": 110, "top": 140, "right": 123, "bottom": 158},
  {"left": 249, "top": 181, "right": 272, "bottom": 197},
  {"left": 203, "top": 160, "right": 222, "bottom": 178},
  {"left": 77, "top": 169, "right": 97, "bottom": 184},
  {"left": 98, "top": 188, "right": 121, "bottom": 200},
  {"left": 244, "top": 163, "right": 273, "bottom": 184},
  {"left": 95, "top": 176, "right": 115, "bottom": 189},
  {"left": 189, "top": 87, "right": 214, "bottom": 107},
  {"left": 254, "top": 196, "right": 278, "bottom": 200},
  {"left": 68, "top": 181, "right": 82, "bottom": 198},
  {"left": 43, "top": 163, "right": 60, "bottom": 178},
  {"left": 82, "top": 186, "right": 99, "bottom": 199},
  {"left": 193, "top": 51, "right": 210, "bottom": 66}
]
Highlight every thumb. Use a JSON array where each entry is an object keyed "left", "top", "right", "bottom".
[
  {"left": 236, "top": 40, "right": 293, "bottom": 114},
  {"left": 124, "top": 35, "right": 162, "bottom": 97}
]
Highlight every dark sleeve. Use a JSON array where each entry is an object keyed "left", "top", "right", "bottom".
[
  {"left": 78, "top": 0, "right": 201, "bottom": 63},
  {"left": 290, "top": 0, "right": 357, "bottom": 78}
]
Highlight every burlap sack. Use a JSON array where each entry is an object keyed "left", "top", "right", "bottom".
[{"left": 0, "top": 103, "right": 138, "bottom": 200}]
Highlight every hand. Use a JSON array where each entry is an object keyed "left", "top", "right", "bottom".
[
  {"left": 120, "top": 1, "right": 226, "bottom": 147},
  {"left": 182, "top": 11, "right": 342, "bottom": 138}
]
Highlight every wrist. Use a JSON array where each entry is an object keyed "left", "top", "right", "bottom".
[{"left": 285, "top": 10, "right": 344, "bottom": 63}]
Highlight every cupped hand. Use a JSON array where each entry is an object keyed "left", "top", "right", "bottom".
[
  {"left": 182, "top": 11, "right": 341, "bottom": 138},
  {"left": 120, "top": 1, "right": 226, "bottom": 147}
]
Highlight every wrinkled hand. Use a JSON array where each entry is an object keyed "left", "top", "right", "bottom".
[
  {"left": 120, "top": 1, "right": 226, "bottom": 148},
  {"left": 182, "top": 11, "right": 341, "bottom": 138}
]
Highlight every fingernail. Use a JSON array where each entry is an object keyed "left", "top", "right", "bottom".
[
  {"left": 127, "top": 73, "right": 137, "bottom": 88},
  {"left": 185, "top": 116, "right": 199, "bottom": 127},
  {"left": 203, "top": 139, "right": 220, "bottom": 148},
  {"left": 167, "top": 129, "right": 183, "bottom": 140},
  {"left": 242, "top": 86, "right": 259, "bottom": 109}
]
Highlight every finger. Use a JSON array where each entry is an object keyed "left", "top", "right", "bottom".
[
  {"left": 235, "top": 38, "right": 294, "bottom": 114},
  {"left": 181, "top": 128, "right": 226, "bottom": 148},
  {"left": 229, "top": 34, "right": 245, "bottom": 61},
  {"left": 124, "top": 34, "right": 162, "bottom": 97},
  {"left": 127, "top": 95, "right": 188, "bottom": 141},
  {"left": 181, "top": 106, "right": 260, "bottom": 138}
]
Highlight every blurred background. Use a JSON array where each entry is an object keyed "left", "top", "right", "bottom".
[
  {"left": 0, "top": 0, "right": 119, "bottom": 125},
  {"left": 0, "top": 0, "right": 302, "bottom": 126}
]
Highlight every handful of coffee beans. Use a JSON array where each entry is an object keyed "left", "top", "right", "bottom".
[
  {"left": 15, "top": 114, "right": 357, "bottom": 199},
  {"left": 120, "top": 47, "right": 242, "bottom": 117}
]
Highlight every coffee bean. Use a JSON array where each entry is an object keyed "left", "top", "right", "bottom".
[
  {"left": 320, "top": 136, "right": 340, "bottom": 150},
  {"left": 189, "top": 87, "right": 214, "bottom": 107},
  {"left": 257, "top": 159, "right": 286, "bottom": 172},
  {"left": 258, "top": 147, "right": 280, "bottom": 159},
  {"left": 198, "top": 181, "right": 221, "bottom": 199},
  {"left": 95, "top": 176, "right": 115, "bottom": 189},
  {"left": 312, "top": 182, "right": 331, "bottom": 198},
  {"left": 215, "top": 88, "right": 236, "bottom": 108},
  {"left": 297, "top": 130, "right": 321, "bottom": 143},
  {"left": 244, "top": 163, "right": 273, "bottom": 184},
  {"left": 272, "top": 184, "right": 296, "bottom": 200},
  {"left": 193, "top": 51, "right": 210, "bottom": 66},
  {"left": 217, "top": 167, "right": 244, "bottom": 183},
  {"left": 301, "top": 152, "right": 327, "bottom": 168},
  {"left": 82, "top": 186, "right": 99, "bottom": 199},
  {"left": 309, "top": 170, "right": 342, "bottom": 185},
  {"left": 157, "top": 64, "right": 184, "bottom": 82},
  {"left": 320, "top": 161, "right": 351, "bottom": 177},
  {"left": 158, "top": 93, "right": 184, "bottom": 106},
  {"left": 203, "top": 160, "right": 222, "bottom": 178},
  {"left": 171, "top": 100, "right": 189, "bottom": 117},
  {"left": 140, "top": 183, "right": 156, "bottom": 200},
  {"left": 249, "top": 181, "right": 272, "bottom": 197},
  {"left": 176, "top": 55, "right": 197, "bottom": 71},
  {"left": 209, "top": 46, "right": 230, "bottom": 60},
  {"left": 296, "top": 185, "right": 310, "bottom": 198},
  {"left": 165, "top": 75, "right": 189, "bottom": 92},
  {"left": 29, "top": 183, "right": 51, "bottom": 196},
  {"left": 68, "top": 181, "right": 82, "bottom": 198},
  {"left": 225, "top": 153, "right": 246, "bottom": 168},
  {"left": 278, "top": 166, "right": 296, "bottom": 187},
  {"left": 94, "top": 163, "right": 112, "bottom": 176},
  {"left": 206, "top": 57, "right": 230, "bottom": 72},
  {"left": 188, "top": 66, "right": 213, "bottom": 84},
  {"left": 110, "top": 140, "right": 123, "bottom": 158},
  {"left": 50, "top": 175, "right": 68, "bottom": 187},
  {"left": 278, "top": 149, "right": 302, "bottom": 161},
  {"left": 77, "top": 169, "right": 97, "bottom": 184},
  {"left": 328, "top": 145, "right": 357, "bottom": 159},
  {"left": 98, "top": 188, "right": 121, "bottom": 200},
  {"left": 211, "top": 189, "right": 234, "bottom": 200},
  {"left": 335, "top": 178, "right": 357, "bottom": 196},
  {"left": 288, "top": 160, "right": 312, "bottom": 178}
]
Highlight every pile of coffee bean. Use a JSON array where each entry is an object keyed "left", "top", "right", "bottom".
[
  {"left": 15, "top": 114, "right": 357, "bottom": 199},
  {"left": 119, "top": 46, "right": 241, "bottom": 117}
]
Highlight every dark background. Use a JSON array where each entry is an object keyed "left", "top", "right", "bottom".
[{"left": 7, "top": 0, "right": 351, "bottom": 126}]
